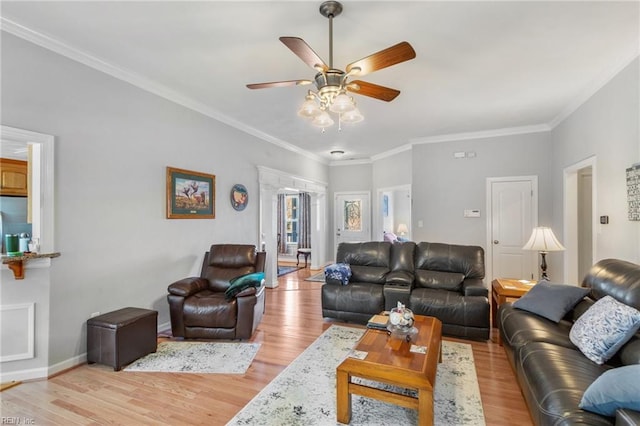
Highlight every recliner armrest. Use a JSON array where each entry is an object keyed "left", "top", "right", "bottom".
[
  {"left": 235, "top": 280, "right": 266, "bottom": 298},
  {"left": 385, "top": 270, "right": 414, "bottom": 287},
  {"left": 167, "top": 277, "right": 209, "bottom": 297},
  {"left": 462, "top": 278, "right": 487, "bottom": 297}
]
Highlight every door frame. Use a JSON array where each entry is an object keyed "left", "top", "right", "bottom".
[
  {"left": 563, "top": 156, "right": 597, "bottom": 285},
  {"left": 258, "top": 166, "right": 327, "bottom": 288},
  {"left": 485, "top": 175, "right": 538, "bottom": 283},
  {"left": 333, "top": 191, "right": 371, "bottom": 259},
  {"left": 375, "top": 184, "right": 412, "bottom": 241}
]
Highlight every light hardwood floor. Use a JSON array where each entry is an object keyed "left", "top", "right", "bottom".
[{"left": 1, "top": 268, "right": 533, "bottom": 425}]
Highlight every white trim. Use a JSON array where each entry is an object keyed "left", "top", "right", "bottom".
[
  {"left": 329, "top": 158, "right": 372, "bottom": 167},
  {"left": 485, "top": 176, "right": 539, "bottom": 283},
  {"left": 549, "top": 53, "right": 640, "bottom": 129},
  {"left": 0, "top": 17, "right": 326, "bottom": 166},
  {"left": 370, "top": 144, "right": 412, "bottom": 162},
  {"left": 563, "top": 156, "right": 597, "bottom": 285},
  {"left": 375, "top": 184, "right": 412, "bottom": 242},
  {"left": 47, "top": 352, "right": 87, "bottom": 378},
  {"left": 411, "top": 124, "right": 551, "bottom": 145},
  {"left": 0, "top": 365, "right": 48, "bottom": 383},
  {"left": 0, "top": 303, "right": 35, "bottom": 362},
  {"left": 0, "top": 126, "right": 55, "bottom": 253}
]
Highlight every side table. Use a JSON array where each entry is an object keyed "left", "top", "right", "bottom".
[{"left": 491, "top": 278, "right": 536, "bottom": 345}]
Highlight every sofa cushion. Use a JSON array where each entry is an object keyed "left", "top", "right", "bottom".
[
  {"left": 512, "top": 281, "right": 589, "bottom": 322},
  {"left": 580, "top": 364, "right": 640, "bottom": 416},
  {"left": 517, "top": 341, "right": 612, "bottom": 426},
  {"left": 321, "top": 282, "right": 385, "bottom": 316},
  {"left": 415, "top": 242, "right": 485, "bottom": 279},
  {"left": 499, "top": 303, "right": 575, "bottom": 350},
  {"left": 410, "top": 288, "right": 489, "bottom": 328},
  {"left": 415, "top": 270, "right": 464, "bottom": 291},
  {"left": 570, "top": 295, "right": 640, "bottom": 364}
]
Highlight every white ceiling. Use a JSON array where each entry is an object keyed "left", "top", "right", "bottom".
[{"left": 2, "top": 1, "right": 638, "bottom": 163}]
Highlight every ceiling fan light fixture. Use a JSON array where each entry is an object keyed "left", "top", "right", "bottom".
[
  {"left": 298, "top": 95, "right": 321, "bottom": 118},
  {"left": 340, "top": 107, "right": 364, "bottom": 124},
  {"left": 329, "top": 92, "right": 355, "bottom": 113},
  {"left": 312, "top": 110, "right": 334, "bottom": 127}
]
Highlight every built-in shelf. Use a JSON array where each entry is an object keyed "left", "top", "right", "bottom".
[{"left": 2, "top": 252, "right": 61, "bottom": 280}]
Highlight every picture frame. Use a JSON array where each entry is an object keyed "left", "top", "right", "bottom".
[
  {"left": 230, "top": 184, "right": 249, "bottom": 211},
  {"left": 383, "top": 194, "right": 389, "bottom": 217},
  {"left": 166, "top": 166, "right": 215, "bottom": 219}
]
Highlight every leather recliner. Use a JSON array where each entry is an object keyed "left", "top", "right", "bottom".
[{"left": 167, "top": 244, "right": 266, "bottom": 340}]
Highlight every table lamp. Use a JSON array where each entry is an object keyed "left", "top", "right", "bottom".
[
  {"left": 522, "top": 227, "right": 565, "bottom": 281},
  {"left": 396, "top": 223, "right": 409, "bottom": 236}
]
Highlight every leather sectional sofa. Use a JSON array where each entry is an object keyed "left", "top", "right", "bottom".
[
  {"left": 498, "top": 258, "right": 640, "bottom": 425},
  {"left": 321, "top": 241, "right": 490, "bottom": 339}
]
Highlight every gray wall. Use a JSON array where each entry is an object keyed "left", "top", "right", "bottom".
[
  {"left": 411, "top": 132, "right": 553, "bottom": 248},
  {"left": 551, "top": 57, "right": 640, "bottom": 267},
  {"left": 1, "top": 34, "right": 328, "bottom": 370}
]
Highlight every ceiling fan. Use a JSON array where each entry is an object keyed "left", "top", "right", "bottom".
[{"left": 246, "top": 1, "right": 416, "bottom": 127}]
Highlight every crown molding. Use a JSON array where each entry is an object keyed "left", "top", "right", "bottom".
[
  {"left": 548, "top": 51, "right": 640, "bottom": 129},
  {"left": 1, "top": 17, "right": 327, "bottom": 165},
  {"left": 329, "top": 158, "right": 372, "bottom": 167},
  {"left": 409, "top": 124, "right": 551, "bottom": 145},
  {"left": 370, "top": 143, "right": 412, "bottom": 162}
]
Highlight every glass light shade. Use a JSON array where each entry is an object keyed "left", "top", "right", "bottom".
[
  {"left": 298, "top": 98, "right": 320, "bottom": 118},
  {"left": 340, "top": 107, "right": 364, "bottom": 123},
  {"left": 311, "top": 111, "right": 334, "bottom": 127},
  {"left": 329, "top": 93, "right": 355, "bottom": 113},
  {"left": 522, "top": 227, "right": 566, "bottom": 252},
  {"left": 396, "top": 223, "right": 409, "bottom": 235}
]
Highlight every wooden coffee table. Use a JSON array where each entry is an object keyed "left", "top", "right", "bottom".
[{"left": 336, "top": 315, "right": 442, "bottom": 425}]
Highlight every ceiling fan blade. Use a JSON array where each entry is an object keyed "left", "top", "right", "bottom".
[
  {"left": 346, "top": 42, "right": 416, "bottom": 77},
  {"left": 246, "top": 80, "right": 313, "bottom": 90},
  {"left": 346, "top": 80, "right": 401, "bottom": 102},
  {"left": 279, "top": 37, "right": 329, "bottom": 71}
]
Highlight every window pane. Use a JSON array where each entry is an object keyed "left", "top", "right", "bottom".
[{"left": 344, "top": 200, "right": 362, "bottom": 231}]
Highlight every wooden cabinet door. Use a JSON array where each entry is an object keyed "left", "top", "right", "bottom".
[{"left": 0, "top": 158, "right": 28, "bottom": 196}]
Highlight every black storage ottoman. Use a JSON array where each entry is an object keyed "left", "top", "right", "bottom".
[{"left": 87, "top": 307, "right": 157, "bottom": 371}]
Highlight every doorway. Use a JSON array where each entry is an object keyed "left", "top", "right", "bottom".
[
  {"left": 564, "top": 157, "right": 596, "bottom": 285},
  {"left": 258, "top": 166, "right": 327, "bottom": 288},
  {"left": 486, "top": 176, "right": 538, "bottom": 282},
  {"left": 375, "top": 184, "right": 411, "bottom": 241}
]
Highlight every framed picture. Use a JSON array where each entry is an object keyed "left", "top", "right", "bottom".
[
  {"left": 166, "top": 166, "right": 215, "bottom": 219},
  {"left": 230, "top": 184, "right": 249, "bottom": 211},
  {"left": 383, "top": 194, "right": 389, "bottom": 217}
]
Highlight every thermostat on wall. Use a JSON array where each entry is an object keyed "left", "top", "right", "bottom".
[{"left": 464, "top": 209, "right": 481, "bottom": 218}]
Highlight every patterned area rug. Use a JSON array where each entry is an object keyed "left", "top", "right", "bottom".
[
  {"left": 124, "top": 341, "right": 260, "bottom": 374},
  {"left": 305, "top": 271, "right": 325, "bottom": 282},
  {"left": 227, "top": 325, "right": 485, "bottom": 425},
  {"left": 278, "top": 265, "right": 302, "bottom": 276}
]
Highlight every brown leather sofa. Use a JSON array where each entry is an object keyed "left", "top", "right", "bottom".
[
  {"left": 167, "top": 244, "right": 266, "bottom": 340},
  {"left": 498, "top": 259, "right": 640, "bottom": 425},
  {"left": 321, "top": 241, "right": 490, "bottom": 339}
]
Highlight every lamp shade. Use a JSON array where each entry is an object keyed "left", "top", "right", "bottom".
[
  {"left": 329, "top": 93, "right": 355, "bottom": 113},
  {"left": 340, "top": 107, "right": 364, "bottom": 123},
  {"left": 522, "top": 227, "right": 566, "bottom": 252},
  {"left": 396, "top": 223, "right": 409, "bottom": 235},
  {"left": 311, "top": 111, "right": 334, "bottom": 127}
]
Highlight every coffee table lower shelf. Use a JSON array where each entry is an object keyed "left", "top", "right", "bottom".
[{"left": 336, "top": 316, "right": 442, "bottom": 426}]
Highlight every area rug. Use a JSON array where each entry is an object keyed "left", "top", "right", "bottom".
[
  {"left": 305, "top": 271, "right": 325, "bottom": 282},
  {"left": 227, "top": 325, "right": 485, "bottom": 425},
  {"left": 124, "top": 341, "right": 260, "bottom": 374},
  {"left": 278, "top": 265, "right": 302, "bottom": 276}
]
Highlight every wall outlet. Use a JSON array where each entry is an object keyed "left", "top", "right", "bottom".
[{"left": 90, "top": 312, "right": 101, "bottom": 318}]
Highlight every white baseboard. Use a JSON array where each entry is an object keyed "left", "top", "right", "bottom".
[{"left": 1, "top": 321, "right": 174, "bottom": 382}]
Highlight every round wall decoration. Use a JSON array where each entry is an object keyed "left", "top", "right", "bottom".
[{"left": 230, "top": 184, "right": 248, "bottom": 211}]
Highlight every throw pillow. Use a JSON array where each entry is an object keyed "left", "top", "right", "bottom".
[
  {"left": 579, "top": 364, "right": 640, "bottom": 416},
  {"left": 225, "top": 272, "right": 265, "bottom": 301},
  {"left": 569, "top": 295, "right": 640, "bottom": 364},
  {"left": 512, "top": 281, "right": 589, "bottom": 322},
  {"left": 324, "top": 263, "right": 352, "bottom": 285}
]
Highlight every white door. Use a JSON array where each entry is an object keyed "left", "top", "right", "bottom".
[
  {"left": 335, "top": 192, "right": 371, "bottom": 253},
  {"left": 488, "top": 178, "right": 537, "bottom": 281}
]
